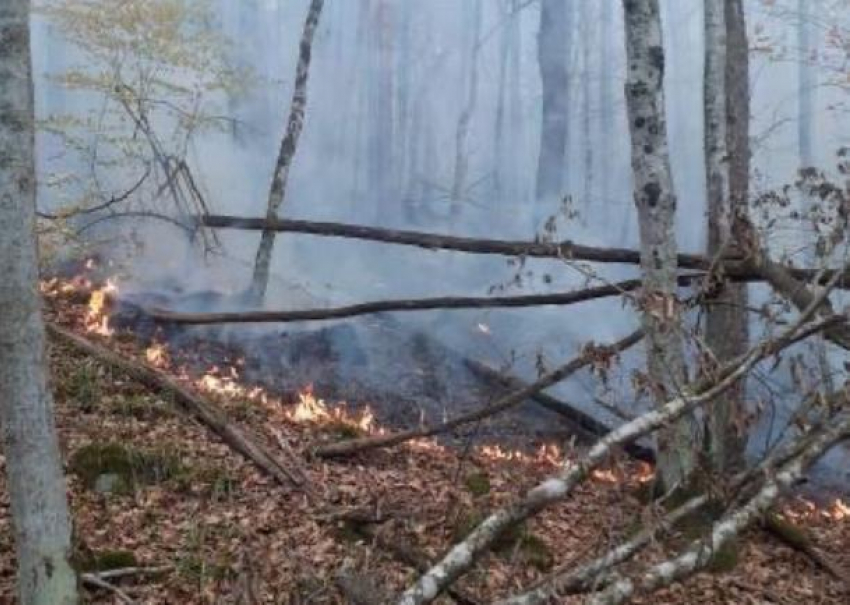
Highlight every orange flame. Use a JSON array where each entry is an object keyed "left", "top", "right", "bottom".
[
  {"left": 145, "top": 342, "right": 168, "bottom": 368},
  {"left": 85, "top": 279, "right": 117, "bottom": 337}
]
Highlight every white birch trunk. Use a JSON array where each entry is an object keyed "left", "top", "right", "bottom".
[
  {"left": 0, "top": 2, "right": 78, "bottom": 602},
  {"left": 622, "top": 0, "right": 696, "bottom": 489}
]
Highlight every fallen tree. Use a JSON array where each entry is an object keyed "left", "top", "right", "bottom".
[
  {"left": 313, "top": 329, "right": 644, "bottom": 458},
  {"left": 47, "top": 323, "right": 308, "bottom": 491},
  {"left": 586, "top": 413, "right": 850, "bottom": 604},
  {"left": 197, "top": 213, "right": 850, "bottom": 287},
  {"left": 393, "top": 280, "right": 843, "bottom": 605}
]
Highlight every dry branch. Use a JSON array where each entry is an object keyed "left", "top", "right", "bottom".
[
  {"left": 495, "top": 494, "right": 709, "bottom": 604},
  {"left": 395, "top": 308, "right": 841, "bottom": 605},
  {"left": 148, "top": 282, "right": 646, "bottom": 325},
  {"left": 462, "top": 357, "right": 654, "bottom": 462},
  {"left": 588, "top": 413, "right": 850, "bottom": 604},
  {"left": 757, "top": 253, "right": 850, "bottom": 351},
  {"left": 764, "top": 513, "right": 850, "bottom": 589},
  {"left": 198, "top": 214, "right": 850, "bottom": 287},
  {"left": 313, "top": 329, "right": 644, "bottom": 458},
  {"left": 47, "top": 324, "right": 307, "bottom": 490}
]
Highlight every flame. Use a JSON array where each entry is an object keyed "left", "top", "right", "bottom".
[
  {"left": 826, "top": 498, "right": 849, "bottom": 521},
  {"left": 145, "top": 342, "right": 168, "bottom": 368},
  {"left": 591, "top": 469, "right": 619, "bottom": 483},
  {"left": 290, "top": 390, "right": 330, "bottom": 423},
  {"left": 85, "top": 279, "right": 118, "bottom": 337}
]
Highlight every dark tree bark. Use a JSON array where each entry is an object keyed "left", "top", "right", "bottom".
[
  {"left": 535, "top": 0, "right": 572, "bottom": 209},
  {"left": 249, "top": 0, "right": 324, "bottom": 302}
]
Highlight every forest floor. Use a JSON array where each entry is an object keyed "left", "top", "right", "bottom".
[{"left": 0, "top": 284, "right": 847, "bottom": 603}]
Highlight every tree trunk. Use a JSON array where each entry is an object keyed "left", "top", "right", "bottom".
[
  {"left": 535, "top": 0, "right": 571, "bottom": 213},
  {"left": 249, "top": 0, "right": 324, "bottom": 303},
  {"left": 450, "top": 0, "right": 483, "bottom": 215},
  {"left": 0, "top": 1, "right": 78, "bottom": 602},
  {"left": 621, "top": 0, "right": 696, "bottom": 490},
  {"left": 798, "top": 0, "right": 815, "bottom": 169},
  {"left": 704, "top": 0, "right": 750, "bottom": 473}
]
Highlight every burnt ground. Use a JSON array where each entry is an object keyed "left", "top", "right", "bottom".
[{"left": 0, "top": 280, "right": 844, "bottom": 603}]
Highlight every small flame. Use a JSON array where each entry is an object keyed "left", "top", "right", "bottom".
[
  {"left": 290, "top": 390, "right": 330, "bottom": 423},
  {"left": 145, "top": 342, "right": 168, "bottom": 368},
  {"left": 85, "top": 279, "right": 118, "bottom": 337},
  {"left": 826, "top": 498, "right": 849, "bottom": 521},
  {"left": 591, "top": 469, "right": 619, "bottom": 484}
]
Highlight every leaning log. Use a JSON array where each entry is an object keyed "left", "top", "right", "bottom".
[
  {"left": 148, "top": 274, "right": 716, "bottom": 326},
  {"left": 198, "top": 214, "right": 850, "bottom": 287},
  {"left": 47, "top": 324, "right": 307, "bottom": 490}
]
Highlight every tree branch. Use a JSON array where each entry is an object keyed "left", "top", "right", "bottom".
[
  {"left": 394, "top": 309, "right": 842, "bottom": 605},
  {"left": 313, "top": 329, "right": 644, "bottom": 458}
]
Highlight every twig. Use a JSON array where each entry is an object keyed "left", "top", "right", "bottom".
[
  {"left": 313, "top": 329, "right": 643, "bottom": 458},
  {"left": 47, "top": 323, "right": 308, "bottom": 491},
  {"left": 81, "top": 573, "right": 136, "bottom": 604}
]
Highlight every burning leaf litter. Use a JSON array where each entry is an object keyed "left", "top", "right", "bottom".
[{"left": 1, "top": 276, "right": 845, "bottom": 603}]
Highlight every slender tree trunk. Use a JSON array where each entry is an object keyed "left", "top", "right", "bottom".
[
  {"left": 535, "top": 0, "right": 571, "bottom": 213},
  {"left": 370, "top": 0, "right": 396, "bottom": 225},
  {"left": 493, "top": 0, "right": 511, "bottom": 200},
  {"left": 249, "top": 0, "right": 324, "bottom": 303},
  {"left": 704, "top": 0, "right": 751, "bottom": 472},
  {"left": 622, "top": 0, "right": 696, "bottom": 490},
  {"left": 581, "top": 2, "right": 594, "bottom": 208},
  {"left": 450, "top": 0, "right": 483, "bottom": 215},
  {"left": 598, "top": 0, "right": 614, "bottom": 208},
  {"left": 0, "top": 2, "right": 78, "bottom": 602},
  {"left": 798, "top": 0, "right": 815, "bottom": 168}
]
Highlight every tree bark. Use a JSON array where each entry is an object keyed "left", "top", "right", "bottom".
[
  {"left": 535, "top": 0, "right": 571, "bottom": 212},
  {"left": 622, "top": 0, "right": 695, "bottom": 489},
  {"left": 395, "top": 307, "right": 837, "bottom": 605},
  {"left": 704, "top": 0, "right": 750, "bottom": 473},
  {"left": 249, "top": 0, "right": 324, "bottom": 302},
  {"left": 0, "top": 1, "right": 79, "bottom": 601}
]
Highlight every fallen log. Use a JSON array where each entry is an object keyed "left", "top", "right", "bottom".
[
  {"left": 395, "top": 306, "right": 840, "bottom": 605},
  {"left": 198, "top": 214, "right": 850, "bottom": 287},
  {"left": 586, "top": 414, "right": 850, "bottom": 605},
  {"left": 148, "top": 281, "right": 646, "bottom": 325},
  {"left": 462, "top": 357, "right": 654, "bottom": 462},
  {"left": 47, "top": 323, "right": 307, "bottom": 490},
  {"left": 313, "top": 329, "right": 644, "bottom": 459}
]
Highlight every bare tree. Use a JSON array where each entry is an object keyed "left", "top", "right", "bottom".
[
  {"left": 622, "top": 0, "right": 696, "bottom": 489},
  {"left": 450, "top": 0, "right": 483, "bottom": 215},
  {"left": 0, "top": 1, "right": 78, "bottom": 602},
  {"left": 535, "top": 0, "right": 572, "bottom": 211},
  {"left": 249, "top": 0, "right": 324, "bottom": 302},
  {"left": 704, "top": 0, "right": 751, "bottom": 472}
]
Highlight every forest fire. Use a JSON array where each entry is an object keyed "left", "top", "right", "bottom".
[{"left": 84, "top": 279, "right": 117, "bottom": 337}]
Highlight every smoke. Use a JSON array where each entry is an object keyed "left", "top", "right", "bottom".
[{"left": 30, "top": 0, "right": 850, "bottom": 490}]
